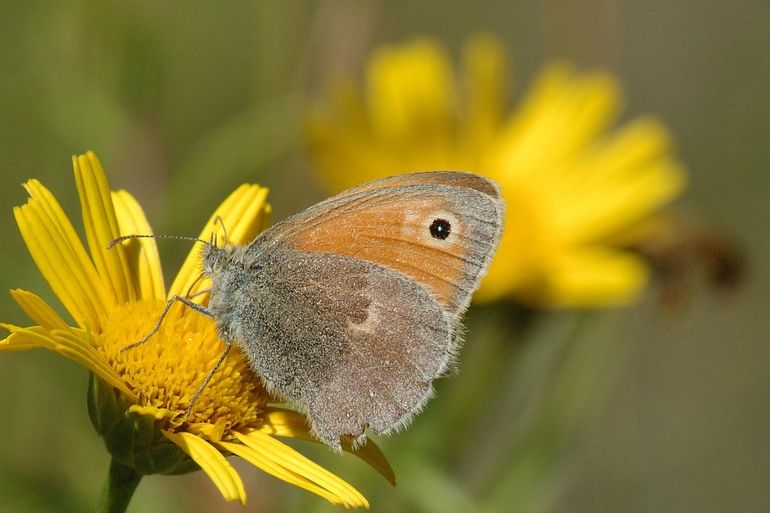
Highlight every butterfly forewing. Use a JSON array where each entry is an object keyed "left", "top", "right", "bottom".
[{"left": 256, "top": 172, "right": 504, "bottom": 317}]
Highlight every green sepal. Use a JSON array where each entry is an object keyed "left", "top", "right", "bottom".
[
  {"left": 146, "top": 442, "right": 200, "bottom": 475},
  {"left": 87, "top": 374, "right": 199, "bottom": 476},
  {"left": 88, "top": 372, "right": 121, "bottom": 436}
]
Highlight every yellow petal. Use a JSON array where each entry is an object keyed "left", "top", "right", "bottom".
[
  {"left": 549, "top": 117, "right": 675, "bottom": 200},
  {"left": 492, "top": 63, "right": 572, "bottom": 179},
  {"left": 111, "top": 190, "right": 166, "bottom": 300},
  {"left": 0, "top": 326, "right": 133, "bottom": 397},
  {"left": 169, "top": 184, "right": 269, "bottom": 300},
  {"left": 258, "top": 407, "right": 396, "bottom": 486},
  {"left": 51, "top": 328, "right": 135, "bottom": 397},
  {"left": 366, "top": 40, "right": 461, "bottom": 173},
  {"left": 218, "top": 440, "right": 346, "bottom": 507},
  {"left": 226, "top": 185, "right": 270, "bottom": 245},
  {"left": 367, "top": 39, "right": 456, "bottom": 146},
  {"left": 9, "top": 289, "right": 70, "bottom": 330},
  {"left": 546, "top": 249, "right": 650, "bottom": 307},
  {"left": 163, "top": 430, "right": 246, "bottom": 505},
  {"left": 186, "top": 421, "right": 227, "bottom": 443},
  {"left": 128, "top": 404, "right": 175, "bottom": 421},
  {"left": 306, "top": 84, "right": 410, "bottom": 190},
  {"left": 494, "top": 65, "right": 620, "bottom": 184},
  {"left": 14, "top": 186, "right": 107, "bottom": 329},
  {"left": 305, "top": 36, "right": 690, "bottom": 309},
  {"left": 561, "top": 129, "right": 686, "bottom": 241},
  {"left": 461, "top": 34, "right": 507, "bottom": 153},
  {"left": 258, "top": 203, "right": 273, "bottom": 233},
  {"left": 568, "top": 159, "right": 685, "bottom": 244},
  {"left": 553, "top": 71, "right": 621, "bottom": 163},
  {"left": 234, "top": 429, "right": 369, "bottom": 509},
  {"left": 0, "top": 324, "right": 43, "bottom": 350},
  {"left": 73, "top": 152, "right": 135, "bottom": 304}
]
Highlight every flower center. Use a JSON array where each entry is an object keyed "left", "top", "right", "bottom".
[{"left": 96, "top": 299, "right": 267, "bottom": 436}]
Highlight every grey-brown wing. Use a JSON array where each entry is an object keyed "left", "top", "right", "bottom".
[{"left": 242, "top": 249, "right": 452, "bottom": 450}]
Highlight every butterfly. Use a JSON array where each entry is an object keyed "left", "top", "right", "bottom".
[{"left": 120, "top": 171, "right": 504, "bottom": 451}]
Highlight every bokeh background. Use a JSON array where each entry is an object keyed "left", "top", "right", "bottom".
[{"left": 1, "top": 1, "right": 768, "bottom": 512}]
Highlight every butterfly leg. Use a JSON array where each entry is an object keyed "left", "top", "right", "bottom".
[
  {"left": 120, "top": 294, "right": 214, "bottom": 352},
  {"left": 184, "top": 341, "right": 233, "bottom": 419}
]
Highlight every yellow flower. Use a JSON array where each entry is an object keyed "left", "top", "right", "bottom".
[
  {"left": 306, "top": 35, "right": 687, "bottom": 307},
  {"left": 1, "top": 152, "right": 393, "bottom": 508}
]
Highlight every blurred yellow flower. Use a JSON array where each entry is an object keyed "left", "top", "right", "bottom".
[
  {"left": 306, "top": 36, "right": 687, "bottom": 307},
  {"left": 1, "top": 152, "right": 393, "bottom": 509}
]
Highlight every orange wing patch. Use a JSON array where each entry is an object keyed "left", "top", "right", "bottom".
[{"left": 288, "top": 197, "right": 469, "bottom": 311}]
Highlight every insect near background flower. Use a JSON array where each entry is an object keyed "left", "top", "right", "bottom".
[
  {"left": 306, "top": 35, "right": 688, "bottom": 308},
  {"left": 0, "top": 152, "right": 393, "bottom": 511}
]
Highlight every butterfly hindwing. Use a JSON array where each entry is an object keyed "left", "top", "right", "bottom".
[{"left": 232, "top": 249, "right": 452, "bottom": 450}]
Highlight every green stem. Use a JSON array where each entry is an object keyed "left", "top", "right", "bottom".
[{"left": 97, "top": 459, "right": 142, "bottom": 513}]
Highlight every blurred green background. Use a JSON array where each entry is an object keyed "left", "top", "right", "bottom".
[{"left": 1, "top": 1, "right": 768, "bottom": 512}]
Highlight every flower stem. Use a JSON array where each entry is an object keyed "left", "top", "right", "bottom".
[{"left": 97, "top": 459, "right": 142, "bottom": 513}]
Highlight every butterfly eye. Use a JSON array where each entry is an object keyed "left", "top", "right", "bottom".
[{"left": 429, "top": 218, "right": 452, "bottom": 240}]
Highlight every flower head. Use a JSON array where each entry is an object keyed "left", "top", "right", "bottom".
[
  {"left": 306, "top": 35, "right": 687, "bottom": 307},
  {"left": 1, "top": 152, "right": 393, "bottom": 508}
]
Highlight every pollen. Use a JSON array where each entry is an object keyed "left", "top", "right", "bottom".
[{"left": 96, "top": 299, "right": 267, "bottom": 437}]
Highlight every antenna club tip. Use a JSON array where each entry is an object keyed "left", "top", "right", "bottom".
[{"left": 106, "top": 236, "right": 124, "bottom": 249}]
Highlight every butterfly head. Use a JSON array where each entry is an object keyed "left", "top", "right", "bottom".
[{"left": 202, "top": 241, "right": 232, "bottom": 279}]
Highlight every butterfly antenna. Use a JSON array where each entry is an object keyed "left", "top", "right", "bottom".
[
  {"left": 107, "top": 234, "right": 210, "bottom": 249},
  {"left": 213, "top": 216, "right": 229, "bottom": 246}
]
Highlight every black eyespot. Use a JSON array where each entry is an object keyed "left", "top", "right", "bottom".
[{"left": 429, "top": 218, "right": 451, "bottom": 240}]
